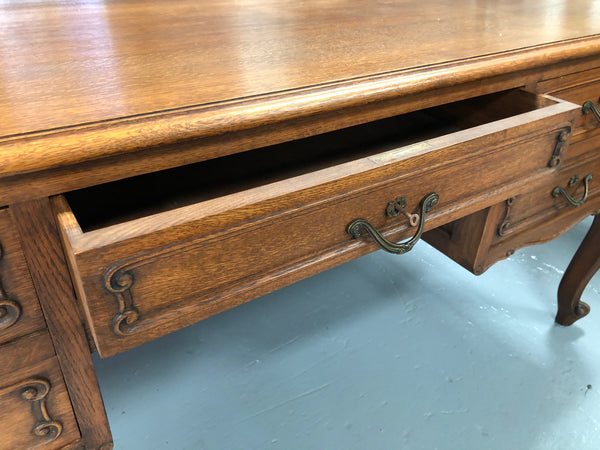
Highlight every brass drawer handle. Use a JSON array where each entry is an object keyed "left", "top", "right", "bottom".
[
  {"left": 347, "top": 192, "right": 439, "bottom": 254},
  {"left": 552, "top": 173, "right": 593, "bottom": 207},
  {"left": 582, "top": 100, "right": 600, "bottom": 122}
]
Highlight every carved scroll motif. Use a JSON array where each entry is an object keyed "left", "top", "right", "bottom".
[
  {"left": 1, "top": 377, "right": 63, "bottom": 444},
  {"left": 103, "top": 237, "right": 212, "bottom": 337},
  {"left": 105, "top": 267, "right": 139, "bottom": 336},
  {"left": 0, "top": 241, "right": 22, "bottom": 331},
  {"left": 0, "top": 297, "right": 21, "bottom": 331}
]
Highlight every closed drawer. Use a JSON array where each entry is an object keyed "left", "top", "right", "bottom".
[
  {"left": 54, "top": 89, "right": 579, "bottom": 357},
  {"left": 423, "top": 152, "right": 600, "bottom": 275},
  {"left": 0, "top": 331, "right": 80, "bottom": 450},
  {"left": 538, "top": 67, "right": 600, "bottom": 162},
  {"left": 493, "top": 154, "right": 600, "bottom": 240},
  {"left": 0, "top": 208, "right": 46, "bottom": 345}
]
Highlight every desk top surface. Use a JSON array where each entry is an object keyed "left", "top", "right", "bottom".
[{"left": 2, "top": 0, "right": 600, "bottom": 178}]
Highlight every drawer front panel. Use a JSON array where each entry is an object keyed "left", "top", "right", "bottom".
[
  {"left": 0, "top": 209, "right": 46, "bottom": 345},
  {"left": 538, "top": 67, "right": 600, "bottom": 120},
  {"left": 0, "top": 332, "right": 80, "bottom": 450},
  {"left": 538, "top": 68, "right": 600, "bottom": 162},
  {"left": 57, "top": 92, "right": 580, "bottom": 356},
  {"left": 544, "top": 79, "right": 600, "bottom": 130},
  {"left": 0, "top": 330, "right": 55, "bottom": 379},
  {"left": 423, "top": 151, "right": 600, "bottom": 276},
  {"left": 493, "top": 154, "right": 600, "bottom": 242}
]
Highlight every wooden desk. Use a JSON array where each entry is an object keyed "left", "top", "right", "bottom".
[{"left": 1, "top": 1, "right": 599, "bottom": 447}]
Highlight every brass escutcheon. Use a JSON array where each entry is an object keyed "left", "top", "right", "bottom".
[{"left": 385, "top": 197, "right": 419, "bottom": 226}]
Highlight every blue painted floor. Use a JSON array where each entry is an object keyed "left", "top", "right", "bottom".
[{"left": 94, "top": 217, "right": 600, "bottom": 450}]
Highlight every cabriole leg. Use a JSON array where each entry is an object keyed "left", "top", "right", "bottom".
[{"left": 556, "top": 215, "right": 600, "bottom": 326}]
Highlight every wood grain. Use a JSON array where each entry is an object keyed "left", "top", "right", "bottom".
[
  {"left": 493, "top": 162, "right": 599, "bottom": 241},
  {"left": 0, "top": 330, "right": 55, "bottom": 379},
  {"left": 1, "top": 0, "right": 600, "bottom": 186},
  {"left": 56, "top": 91, "right": 578, "bottom": 356},
  {"left": 63, "top": 91, "right": 577, "bottom": 250},
  {"left": 1, "top": 0, "right": 599, "bottom": 136},
  {"left": 1, "top": 1, "right": 600, "bottom": 445},
  {"left": 0, "top": 356, "right": 80, "bottom": 450},
  {"left": 424, "top": 192, "right": 600, "bottom": 276},
  {"left": 423, "top": 150, "right": 600, "bottom": 275},
  {"left": 425, "top": 63, "right": 600, "bottom": 276},
  {"left": 11, "top": 199, "right": 113, "bottom": 449},
  {"left": 537, "top": 67, "right": 600, "bottom": 163},
  {"left": 0, "top": 208, "right": 46, "bottom": 344}
]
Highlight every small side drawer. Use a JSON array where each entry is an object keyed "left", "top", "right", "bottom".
[
  {"left": 424, "top": 154, "right": 600, "bottom": 275},
  {"left": 0, "top": 208, "right": 46, "bottom": 345},
  {"left": 491, "top": 157, "right": 600, "bottom": 242},
  {"left": 55, "top": 89, "right": 579, "bottom": 356},
  {"left": 537, "top": 67, "right": 600, "bottom": 163},
  {"left": 0, "top": 331, "right": 80, "bottom": 450}
]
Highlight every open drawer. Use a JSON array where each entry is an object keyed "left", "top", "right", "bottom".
[{"left": 54, "top": 89, "right": 579, "bottom": 356}]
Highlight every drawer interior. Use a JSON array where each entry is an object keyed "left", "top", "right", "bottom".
[
  {"left": 65, "top": 89, "right": 554, "bottom": 232},
  {"left": 57, "top": 88, "right": 577, "bottom": 357}
]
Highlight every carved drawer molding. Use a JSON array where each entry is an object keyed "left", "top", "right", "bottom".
[
  {"left": 0, "top": 209, "right": 47, "bottom": 344},
  {"left": 2, "top": 377, "right": 63, "bottom": 443},
  {"left": 0, "top": 242, "right": 22, "bottom": 332}
]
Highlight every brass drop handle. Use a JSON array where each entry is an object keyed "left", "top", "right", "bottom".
[
  {"left": 347, "top": 192, "right": 439, "bottom": 255},
  {"left": 582, "top": 100, "right": 600, "bottom": 122},
  {"left": 552, "top": 173, "right": 593, "bottom": 207}
]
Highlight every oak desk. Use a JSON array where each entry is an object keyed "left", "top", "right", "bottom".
[{"left": 1, "top": 1, "right": 600, "bottom": 448}]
